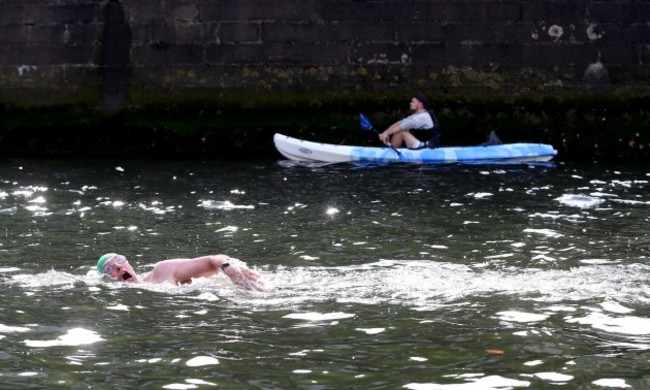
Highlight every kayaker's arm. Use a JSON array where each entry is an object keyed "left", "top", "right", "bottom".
[{"left": 379, "top": 121, "right": 404, "bottom": 145}]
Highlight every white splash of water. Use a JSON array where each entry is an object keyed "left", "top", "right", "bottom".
[
  {"left": 555, "top": 194, "right": 606, "bottom": 208},
  {"left": 24, "top": 328, "right": 103, "bottom": 347}
]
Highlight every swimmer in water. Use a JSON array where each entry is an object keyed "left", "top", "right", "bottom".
[{"left": 96, "top": 253, "right": 263, "bottom": 291}]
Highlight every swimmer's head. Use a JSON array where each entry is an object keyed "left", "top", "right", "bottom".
[
  {"left": 97, "top": 253, "right": 118, "bottom": 274},
  {"left": 97, "top": 254, "right": 135, "bottom": 282}
]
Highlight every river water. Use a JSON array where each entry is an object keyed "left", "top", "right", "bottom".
[{"left": 0, "top": 157, "right": 648, "bottom": 389}]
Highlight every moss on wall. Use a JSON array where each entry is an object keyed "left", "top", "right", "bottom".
[{"left": 0, "top": 0, "right": 648, "bottom": 159}]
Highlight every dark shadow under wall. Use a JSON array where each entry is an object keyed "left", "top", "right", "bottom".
[{"left": 101, "top": 0, "right": 131, "bottom": 111}]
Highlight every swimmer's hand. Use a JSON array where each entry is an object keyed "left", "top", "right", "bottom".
[{"left": 221, "top": 259, "right": 264, "bottom": 291}]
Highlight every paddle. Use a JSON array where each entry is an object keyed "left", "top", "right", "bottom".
[{"left": 359, "top": 113, "right": 405, "bottom": 161}]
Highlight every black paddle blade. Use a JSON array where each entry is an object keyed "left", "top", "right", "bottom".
[{"left": 359, "top": 113, "right": 373, "bottom": 131}]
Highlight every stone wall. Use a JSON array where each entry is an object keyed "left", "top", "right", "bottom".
[
  {"left": 0, "top": 0, "right": 649, "bottom": 159},
  {"left": 0, "top": 0, "right": 648, "bottom": 108}
]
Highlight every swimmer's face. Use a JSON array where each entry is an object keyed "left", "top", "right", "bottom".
[{"left": 102, "top": 255, "right": 137, "bottom": 282}]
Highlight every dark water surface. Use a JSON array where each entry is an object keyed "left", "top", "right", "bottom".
[{"left": 0, "top": 158, "right": 649, "bottom": 389}]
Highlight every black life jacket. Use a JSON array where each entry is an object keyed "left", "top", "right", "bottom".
[
  {"left": 429, "top": 111, "right": 440, "bottom": 132},
  {"left": 425, "top": 111, "right": 441, "bottom": 148}
]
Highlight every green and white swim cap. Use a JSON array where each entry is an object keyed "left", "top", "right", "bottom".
[{"left": 97, "top": 253, "right": 117, "bottom": 274}]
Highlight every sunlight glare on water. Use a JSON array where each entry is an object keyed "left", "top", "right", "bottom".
[{"left": 0, "top": 159, "right": 649, "bottom": 388}]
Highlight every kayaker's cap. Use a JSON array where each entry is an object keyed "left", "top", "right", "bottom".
[
  {"left": 413, "top": 92, "right": 430, "bottom": 110},
  {"left": 97, "top": 253, "right": 117, "bottom": 274}
]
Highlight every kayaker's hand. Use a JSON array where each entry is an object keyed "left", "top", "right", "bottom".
[
  {"left": 379, "top": 132, "right": 390, "bottom": 145},
  {"left": 221, "top": 258, "right": 264, "bottom": 291}
]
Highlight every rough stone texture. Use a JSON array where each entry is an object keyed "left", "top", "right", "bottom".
[
  {"left": 0, "top": 0, "right": 648, "bottom": 106},
  {"left": 0, "top": 0, "right": 649, "bottom": 160}
]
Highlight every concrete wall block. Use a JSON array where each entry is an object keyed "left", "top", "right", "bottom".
[
  {"left": 201, "top": 0, "right": 321, "bottom": 22},
  {"left": 133, "top": 44, "right": 205, "bottom": 65},
  {"left": 126, "top": 3, "right": 199, "bottom": 23},
  {"left": 124, "top": 2, "right": 160, "bottom": 23},
  {"left": 6, "top": 46, "right": 35, "bottom": 66},
  {"left": 172, "top": 4, "right": 200, "bottom": 23},
  {"left": 0, "top": 63, "right": 100, "bottom": 104},
  {"left": 52, "top": 44, "right": 98, "bottom": 64},
  {"left": 21, "top": 3, "right": 99, "bottom": 25},
  {"left": 466, "top": 43, "right": 524, "bottom": 64},
  {"left": 523, "top": 43, "right": 597, "bottom": 66},
  {"left": 322, "top": 1, "right": 491, "bottom": 23},
  {"left": 410, "top": 42, "right": 449, "bottom": 64},
  {"left": 1, "top": 45, "right": 96, "bottom": 66},
  {"left": 317, "top": 1, "right": 428, "bottom": 23},
  {"left": 0, "top": 65, "right": 61, "bottom": 88},
  {"left": 296, "top": 42, "right": 351, "bottom": 64},
  {"left": 170, "top": 22, "right": 206, "bottom": 43},
  {"left": 352, "top": 22, "right": 396, "bottom": 43},
  {"left": 587, "top": 3, "right": 650, "bottom": 23},
  {"left": 485, "top": 1, "right": 524, "bottom": 22},
  {"left": 597, "top": 43, "right": 644, "bottom": 66},
  {"left": 398, "top": 22, "right": 529, "bottom": 44},
  {"left": 66, "top": 23, "right": 100, "bottom": 45},
  {"left": 606, "top": 64, "right": 648, "bottom": 83},
  {"left": 432, "top": 2, "right": 488, "bottom": 22},
  {"left": 26, "top": 24, "right": 99, "bottom": 45},
  {"left": 206, "top": 44, "right": 260, "bottom": 64},
  {"left": 396, "top": 23, "right": 448, "bottom": 43},
  {"left": 52, "top": 3, "right": 99, "bottom": 24},
  {"left": 593, "top": 23, "right": 650, "bottom": 44},
  {"left": 125, "top": 2, "right": 176, "bottom": 23},
  {"left": 128, "top": 23, "right": 146, "bottom": 44},
  {"left": 0, "top": 48, "right": 10, "bottom": 66},
  {"left": 642, "top": 44, "right": 650, "bottom": 65},
  {"left": 207, "top": 42, "right": 349, "bottom": 65},
  {"left": 131, "top": 21, "right": 206, "bottom": 45},
  {"left": 0, "top": 5, "right": 24, "bottom": 25},
  {"left": 262, "top": 22, "right": 357, "bottom": 44},
  {"left": 27, "top": 25, "right": 66, "bottom": 44},
  {"left": 130, "top": 64, "right": 209, "bottom": 89},
  {"left": 0, "top": 24, "right": 28, "bottom": 45},
  {"left": 0, "top": 67, "right": 13, "bottom": 87},
  {"left": 491, "top": 22, "right": 531, "bottom": 44},
  {"left": 220, "top": 22, "right": 260, "bottom": 43},
  {"left": 412, "top": 42, "right": 523, "bottom": 66},
  {"left": 131, "top": 63, "right": 266, "bottom": 91},
  {"left": 351, "top": 43, "right": 411, "bottom": 65},
  {"left": 522, "top": 2, "right": 586, "bottom": 23}
]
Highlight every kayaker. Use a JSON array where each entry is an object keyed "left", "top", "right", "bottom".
[
  {"left": 96, "top": 253, "right": 264, "bottom": 290},
  {"left": 379, "top": 92, "right": 440, "bottom": 149}
]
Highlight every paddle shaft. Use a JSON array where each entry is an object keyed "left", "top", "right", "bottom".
[{"left": 359, "top": 113, "right": 405, "bottom": 161}]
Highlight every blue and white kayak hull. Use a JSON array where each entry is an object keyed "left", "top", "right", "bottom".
[{"left": 273, "top": 133, "right": 557, "bottom": 164}]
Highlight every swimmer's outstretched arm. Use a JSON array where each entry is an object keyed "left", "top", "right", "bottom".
[{"left": 145, "top": 255, "right": 264, "bottom": 290}]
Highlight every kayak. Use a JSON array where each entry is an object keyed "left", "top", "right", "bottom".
[{"left": 274, "top": 133, "right": 557, "bottom": 164}]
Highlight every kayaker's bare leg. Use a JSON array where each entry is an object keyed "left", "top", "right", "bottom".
[{"left": 391, "top": 131, "right": 421, "bottom": 149}]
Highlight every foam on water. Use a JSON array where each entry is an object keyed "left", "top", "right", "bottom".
[
  {"left": 1, "top": 161, "right": 649, "bottom": 388},
  {"left": 24, "top": 328, "right": 103, "bottom": 348},
  {"left": 198, "top": 200, "right": 255, "bottom": 210},
  {"left": 7, "top": 259, "right": 649, "bottom": 351},
  {"left": 405, "top": 375, "right": 530, "bottom": 389},
  {"left": 592, "top": 378, "right": 632, "bottom": 388},
  {"left": 8, "top": 260, "right": 650, "bottom": 309},
  {"left": 555, "top": 194, "right": 606, "bottom": 208}
]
